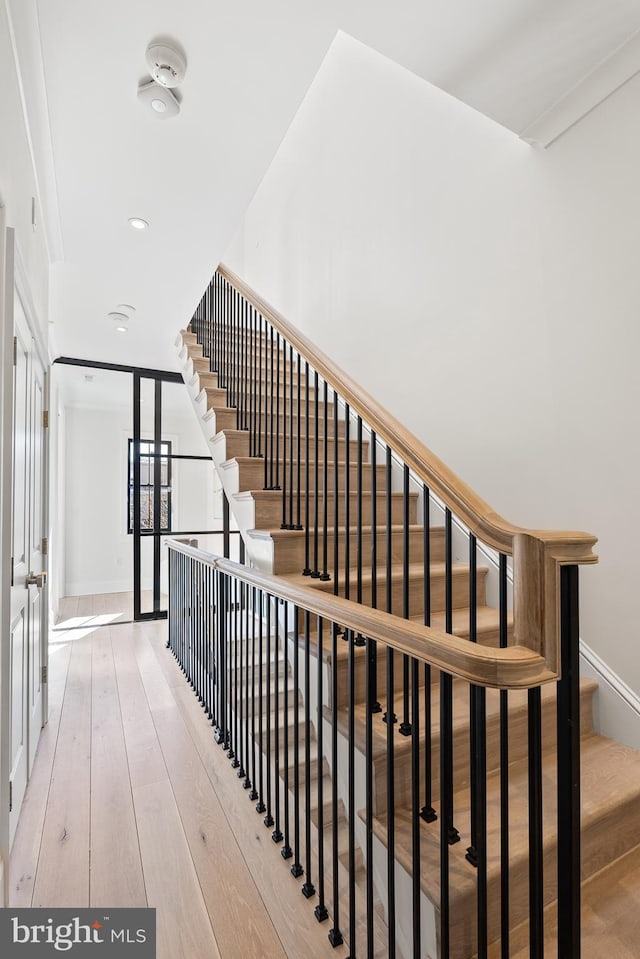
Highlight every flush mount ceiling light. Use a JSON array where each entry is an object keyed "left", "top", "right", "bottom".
[
  {"left": 128, "top": 217, "right": 148, "bottom": 230},
  {"left": 116, "top": 326, "right": 128, "bottom": 334},
  {"left": 137, "top": 79, "right": 180, "bottom": 118}
]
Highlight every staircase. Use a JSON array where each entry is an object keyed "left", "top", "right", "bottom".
[{"left": 169, "top": 268, "right": 640, "bottom": 958}]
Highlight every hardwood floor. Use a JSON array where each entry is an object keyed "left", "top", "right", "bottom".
[{"left": 10, "top": 592, "right": 343, "bottom": 959}]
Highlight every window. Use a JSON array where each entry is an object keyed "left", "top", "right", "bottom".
[{"left": 128, "top": 439, "right": 172, "bottom": 533}]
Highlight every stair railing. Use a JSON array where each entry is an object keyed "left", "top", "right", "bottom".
[
  {"left": 168, "top": 541, "right": 580, "bottom": 958},
  {"left": 184, "top": 266, "right": 597, "bottom": 959}
]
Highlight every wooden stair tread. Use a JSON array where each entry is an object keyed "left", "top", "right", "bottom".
[
  {"left": 502, "top": 844, "right": 640, "bottom": 959},
  {"left": 368, "top": 733, "right": 640, "bottom": 914}
]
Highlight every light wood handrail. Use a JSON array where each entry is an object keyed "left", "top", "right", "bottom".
[
  {"left": 167, "top": 540, "right": 555, "bottom": 690},
  {"left": 214, "top": 265, "right": 598, "bottom": 675}
]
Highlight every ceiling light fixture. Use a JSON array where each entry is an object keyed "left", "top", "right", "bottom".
[
  {"left": 116, "top": 304, "right": 136, "bottom": 314},
  {"left": 137, "top": 79, "right": 180, "bottom": 119},
  {"left": 108, "top": 311, "right": 129, "bottom": 323},
  {"left": 128, "top": 217, "right": 148, "bottom": 230},
  {"left": 116, "top": 326, "right": 128, "bottom": 334}
]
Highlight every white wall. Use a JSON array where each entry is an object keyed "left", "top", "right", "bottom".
[
  {"left": 225, "top": 33, "right": 640, "bottom": 696},
  {"left": 63, "top": 397, "right": 217, "bottom": 596}
]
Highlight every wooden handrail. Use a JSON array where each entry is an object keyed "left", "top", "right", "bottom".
[
  {"left": 215, "top": 265, "right": 598, "bottom": 674},
  {"left": 167, "top": 540, "right": 555, "bottom": 690}
]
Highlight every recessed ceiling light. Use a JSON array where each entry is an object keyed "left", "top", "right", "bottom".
[
  {"left": 128, "top": 217, "right": 149, "bottom": 230},
  {"left": 108, "top": 311, "right": 129, "bottom": 322},
  {"left": 151, "top": 98, "right": 167, "bottom": 114},
  {"left": 116, "top": 326, "right": 128, "bottom": 333}
]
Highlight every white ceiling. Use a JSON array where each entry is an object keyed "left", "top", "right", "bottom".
[{"left": 10, "top": 0, "right": 640, "bottom": 371}]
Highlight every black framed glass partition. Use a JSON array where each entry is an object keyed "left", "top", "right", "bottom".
[{"left": 54, "top": 356, "right": 232, "bottom": 622}]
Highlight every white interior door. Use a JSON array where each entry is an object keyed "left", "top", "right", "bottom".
[
  {"left": 9, "top": 307, "right": 30, "bottom": 845},
  {"left": 27, "top": 346, "right": 46, "bottom": 772}
]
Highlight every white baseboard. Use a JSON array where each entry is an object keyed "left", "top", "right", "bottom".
[
  {"left": 580, "top": 641, "right": 640, "bottom": 749},
  {"left": 64, "top": 579, "right": 148, "bottom": 596}
]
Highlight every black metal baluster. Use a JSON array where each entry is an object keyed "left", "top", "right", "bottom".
[
  {"left": 333, "top": 390, "right": 339, "bottom": 594},
  {"left": 344, "top": 405, "right": 350, "bottom": 601},
  {"left": 303, "top": 360, "right": 311, "bottom": 576},
  {"left": 499, "top": 552, "right": 510, "bottom": 959},
  {"left": 268, "top": 326, "right": 274, "bottom": 489},
  {"left": 258, "top": 313, "right": 263, "bottom": 461},
  {"left": 302, "top": 609, "right": 315, "bottom": 897},
  {"left": 557, "top": 565, "right": 581, "bottom": 959},
  {"left": 370, "top": 433, "right": 380, "bottom": 713},
  {"left": 275, "top": 333, "right": 281, "bottom": 491},
  {"left": 328, "top": 619, "right": 343, "bottom": 948},
  {"left": 282, "top": 601, "right": 292, "bottom": 859},
  {"left": 411, "top": 654, "right": 421, "bottom": 959},
  {"left": 264, "top": 595, "right": 274, "bottom": 827},
  {"left": 400, "top": 464, "right": 411, "bottom": 735},
  {"left": 243, "top": 584, "right": 252, "bottom": 790},
  {"left": 295, "top": 352, "right": 302, "bottom": 531},
  {"left": 320, "top": 380, "right": 330, "bottom": 580},
  {"left": 249, "top": 305, "right": 255, "bottom": 456},
  {"left": 256, "top": 589, "right": 266, "bottom": 814},
  {"left": 528, "top": 684, "right": 543, "bottom": 959},
  {"left": 315, "top": 614, "right": 328, "bottom": 922},
  {"left": 288, "top": 344, "right": 294, "bottom": 530},
  {"left": 347, "top": 629, "right": 357, "bottom": 958},
  {"left": 365, "top": 631, "right": 374, "bottom": 959},
  {"left": 312, "top": 371, "right": 320, "bottom": 577},
  {"left": 355, "top": 416, "right": 364, "bottom": 646},
  {"left": 281, "top": 337, "right": 288, "bottom": 526},
  {"left": 421, "top": 485, "right": 436, "bottom": 823},
  {"left": 386, "top": 641, "right": 397, "bottom": 959},
  {"left": 466, "top": 534, "right": 479, "bottom": 866},
  {"left": 273, "top": 594, "right": 283, "bottom": 843},
  {"left": 443, "top": 510, "right": 459, "bottom": 841},
  {"left": 292, "top": 605, "right": 304, "bottom": 878}
]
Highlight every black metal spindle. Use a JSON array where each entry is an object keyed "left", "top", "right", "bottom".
[
  {"left": 355, "top": 416, "right": 364, "bottom": 647},
  {"left": 281, "top": 337, "right": 288, "bottom": 526},
  {"left": 320, "top": 380, "right": 330, "bottom": 580},
  {"left": 258, "top": 313, "right": 263, "bottom": 460},
  {"left": 315, "top": 613, "right": 328, "bottom": 922},
  {"left": 466, "top": 534, "right": 479, "bottom": 867},
  {"left": 333, "top": 390, "right": 339, "bottom": 595},
  {"left": 303, "top": 361, "right": 311, "bottom": 576},
  {"left": 386, "top": 642, "right": 397, "bottom": 958},
  {"left": 400, "top": 464, "right": 411, "bottom": 735},
  {"left": 288, "top": 344, "right": 294, "bottom": 530},
  {"left": 344, "top": 405, "right": 350, "bottom": 601},
  {"left": 282, "top": 600, "right": 292, "bottom": 859},
  {"left": 273, "top": 593, "right": 283, "bottom": 843},
  {"left": 302, "top": 609, "right": 315, "bottom": 897},
  {"left": 421, "top": 484, "right": 436, "bottom": 823},
  {"left": 347, "top": 629, "right": 357, "bottom": 958},
  {"left": 292, "top": 605, "right": 304, "bottom": 878},
  {"left": 528, "top": 685, "right": 544, "bottom": 959},
  {"left": 365, "top": 632, "right": 374, "bottom": 959},
  {"left": 295, "top": 352, "right": 302, "bottom": 530},
  {"left": 312, "top": 371, "right": 320, "bottom": 577},
  {"left": 275, "top": 333, "right": 281, "bottom": 490},
  {"left": 328, "top": 619, "right": 343, "bottom": 948},
  {"left": 411, "top": 655, "right": 421, "bottom": 959},
  {"left": 264, "top": 595, "right": 274, "bottom": 827},
  {"left": 256, "top": 589, "right": 266, "bottom": 814},
  {"left": 557, "top": 564, "right": 581, "bottom": 959}
]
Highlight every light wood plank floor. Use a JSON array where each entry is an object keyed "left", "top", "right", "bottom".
[{"left": 10, "top": 593, "right": 346, "bottom": 959}]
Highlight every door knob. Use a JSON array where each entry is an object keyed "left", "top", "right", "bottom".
[{"left": 26, "top": 571, "right": 46, "bottom": 588}]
